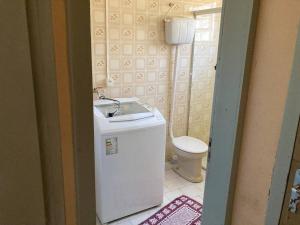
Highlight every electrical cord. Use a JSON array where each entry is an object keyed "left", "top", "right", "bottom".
[
  {"left": 93, "top": 88, "right": 120, "bottom": 117},
  {"left": 99, "top": 95, "right": 120, "bottom": 117}
]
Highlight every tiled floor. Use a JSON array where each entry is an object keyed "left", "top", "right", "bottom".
[{"left": 96, "top": 162, "right": 206, "bottom": 225}]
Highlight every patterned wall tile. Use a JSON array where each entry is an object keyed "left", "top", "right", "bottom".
[
  {"left": 94, "top": 26, "right": 106, "bottom": 40},
  {"left": 109, "top": 43, "right": 120, "bottom": 55},
  {"left": 94, "top": 10, "right": 106, "bottom": 23},
  {"left": 93, "top": 0, "right": 105, "bottom": 8},
  {"left": 135, "top": 86, "right": 145, "bottom": 96},
  {"left": 135, "top": 58, "right": 146, "bottom": 70},
  {"left": 90, "top": 0, "right": 222, "bottom": 157},
  {"left": 147, "top": 71, "right": 157, "bottom": 82},
  {"left": 94, "top": 42, "right": 106, "bottom": 55},
  {"left": 158, "top": 71, "right": 168, "bottom": 82},
  {"left": 136, "top": 14, "right": 147, "bottom": 25},
  {"left": 122, "top": 27, "right": 134, "bottom": 40},
  {"left": 123, "top": 72, "right": 134, "bottom": 83},
  {"left": 136, "top": 0, "right": 147, "bottom": 11},
  {"left": 122, "top": 43, "right": 134, "bottom": 55},
  {"left": 109, "top": 0, "right": 120, "bottom": 8},
  {"left": 135, "top": 71, "right": 145, "bottom": 82},
  {"left": 122, "top": 0, "right": 134, "bottom": 8},
  {"left": 122, "top": 12, "right": 134, "bottom": 25},
  {"left": 122, "top": 86, "right": 134, "bottom": 96}
]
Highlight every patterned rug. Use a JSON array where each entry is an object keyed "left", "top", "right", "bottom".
[{"left": 139, "top": 195, "right": 202, "bottom": 225}]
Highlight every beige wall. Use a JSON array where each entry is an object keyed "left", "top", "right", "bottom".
[
  {"left": 90, "top": 0, "right": 221, "bottom": 157},
  {"left": 232, "top": 1, "right": 300, "bottom": 224}
]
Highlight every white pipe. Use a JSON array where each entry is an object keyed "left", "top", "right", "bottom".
[
  {"left": 92, "top": 57, "right": 97, "bottom": 89},
  {"left": 164, "top": 2, "right": 177, "bottom": 22},
  {"left": 169, "top": 45, "right": 180, "bottom": 140},
  {"left": 105, "top": 0, "right": 113, "bottom": 86},
  {"left": 186, "top": 37, "right": 195, "bottom": 135},
  {"left": 192, "top": 7, "right": 222, "bottom": 16}
]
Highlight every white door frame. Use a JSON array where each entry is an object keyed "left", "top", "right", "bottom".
[
  {"left": 63, "top": 0, "right": 259, "bottom": 225},
  {"left": 202, "top": 0, "right": 259, "bottom": 224},
  {"left": 264, "top": 26, "right": 300, "bottom": 225}
]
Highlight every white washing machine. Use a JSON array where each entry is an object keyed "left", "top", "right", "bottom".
[{"left": 93, "top": 97, "right": 166, "bottom": 224}]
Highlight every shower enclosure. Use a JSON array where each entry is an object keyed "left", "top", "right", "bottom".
[{"left": 188, "top": 6, "right": 222, "bottom": 168}]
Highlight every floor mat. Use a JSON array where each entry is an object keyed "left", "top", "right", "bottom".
[{"left": 139, "top": 195, "right": 202, "bottom": 225}]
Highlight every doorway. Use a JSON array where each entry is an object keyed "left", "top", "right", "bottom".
[
  {"left": 0, "top": 0, "right": 259, "bottom": 225},
  {"left": 279, "top": 118, "right": 300, "bottom": 225},
  {"left": 91, "top": 1, "right": 222, "bottom": 224},
  {"left": 64, "top": 0, "right": 259, "bottom": 224},
  {"left": 89, "top": 0, "right": 258, "bottom": 224}
]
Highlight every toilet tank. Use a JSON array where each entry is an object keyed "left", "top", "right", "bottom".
[{"left": 164, "top": 17, "right": 197, "bottom": 45}]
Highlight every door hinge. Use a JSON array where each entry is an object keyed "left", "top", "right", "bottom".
[{"left": 207, "top": 137, "right": 212, "bottom": 162}]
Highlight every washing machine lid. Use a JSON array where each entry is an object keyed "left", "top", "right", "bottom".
[
  {"left": 94, "top": 98, "right": 166, "bottom": 134},
  {"left": 95, "top": 100, "right": 154, "bottom": 122},
  {"left": 173, "top": 136, "right": 208, "bottom": 154}
]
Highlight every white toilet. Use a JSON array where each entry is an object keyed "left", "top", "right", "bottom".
[
  {"left": 172, "top": 136, "right": 208, "bottom": 183},
  {"left": 165, "top": 17, "right": 208, "bottom": 183}
]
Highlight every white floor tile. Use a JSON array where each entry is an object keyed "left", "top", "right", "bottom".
[
  {"left": 193, "top": 195, "right": 204, "bottom": 203},
  {"left": 179, "top": 184, "right": 203, "bottom": 198},
  {"left": 129, "top": 207, "right": 158, "bottom": 224},
  {"left": 165, "top": 189, "right": 183, "bottom": 201}
]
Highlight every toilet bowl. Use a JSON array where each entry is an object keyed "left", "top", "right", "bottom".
[
  {"left": 172, "top": 136, "right": 208, "bottom": 183},
  {"left": 167, "top": 43, "right": 208, "bottom": 183}
]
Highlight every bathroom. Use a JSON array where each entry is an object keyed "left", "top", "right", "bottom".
[{"left": 91, "top": 0, "right": 222, "bottom": 224}]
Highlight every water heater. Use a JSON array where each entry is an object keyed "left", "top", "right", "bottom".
[{"left": 165, "top": 17, "right": 196, "bottom": 45}]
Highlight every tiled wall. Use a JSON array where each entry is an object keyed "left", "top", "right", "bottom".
[
  {"left": 188, "top": 12, "right": 221, "bottom": 143},
  {"left": 90, "top": 0, "right": 221, "bottom": 158}
]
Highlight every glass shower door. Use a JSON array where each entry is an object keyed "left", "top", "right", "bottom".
[{"left": 188, "top": 12, "right": 221, "bottom": 168}]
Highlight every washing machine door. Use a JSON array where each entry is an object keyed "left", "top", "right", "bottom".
[{"left": 96, "top": 101, "right": 154, "bottom": 122}]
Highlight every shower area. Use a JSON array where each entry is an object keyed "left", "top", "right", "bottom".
[
  {"left": 189, "top": 8, "right": 221, "bottom": 141},
  {"left": 172, "top": 4, "right": 222, "bottom": 168}
]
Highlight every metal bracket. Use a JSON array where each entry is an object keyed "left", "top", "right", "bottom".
[
  {"left": 288, "top": 169, "right": 300, "bottom": 213},
  {"left": 207, "top": 137, "right": 212, "bottom": 162}
]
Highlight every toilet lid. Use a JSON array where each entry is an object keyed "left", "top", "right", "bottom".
[{"left": 173, "top": 136, "right": 208, "bottom": 154}]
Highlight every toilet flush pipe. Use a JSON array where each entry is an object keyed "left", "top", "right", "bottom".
[
  {"left": 105, "top": 0, "right": 113, "bottom": 86},
  {"left": 186, "top": 36, "right": 196, "bottom": 136},
  {"left": 169, "top": 45, "right": 180, "bottom": 141}
]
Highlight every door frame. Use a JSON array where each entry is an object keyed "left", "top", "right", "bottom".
[
  {"left": 202, "top": 0, "right": 259, "bottom": 224},
  {"left": 264, "top": 26, "right": 300, "bottom": 225},
  {"left": 65, "top": 0, "right": 96, "bottom": 224},
  {"left": 26, "top": 0, "right": 68, "bottom": 224},
  {"left": 65, "top": 0, "right": 259, "bottom": 225},
  {"left": 30, "top": 0, "right": 259, "bottom": 225},
  {"left": 26, "top": 0, "right": 95, "bottom": 225}
]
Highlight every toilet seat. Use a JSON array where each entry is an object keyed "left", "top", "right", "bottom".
[{"left": 172, "top": 136, "right": 208, "bottom": 154}]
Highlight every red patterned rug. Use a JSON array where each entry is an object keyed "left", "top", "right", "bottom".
[{"left": 139, "top": 195, "right": 202, "bottom": 225}]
